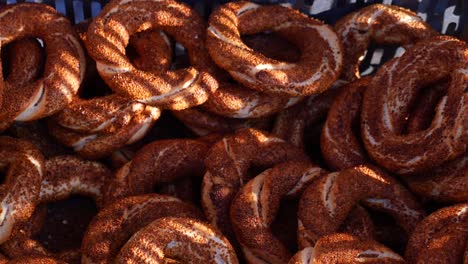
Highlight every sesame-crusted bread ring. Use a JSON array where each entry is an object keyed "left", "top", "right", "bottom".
[
  {"left": 361, "top": 36, "right": 467, "bottom": 174},
  {"left": 201, "top": 33, "right": 303, "bottom": 118},
  {"left": 0, "top": 156, "right": 112, "bottom": 263},
  {"left": 77, "top": 19, "right": 174, "bottom": 91},
  {"left": 0, "top": 137, "right": 44, "bottom": 244},
  {"left": 7, "top": 257, "right": 66, "bottom": 264},
  {"left": 402, "top": 83, "right": 467, "bottom": 203},
  {"left": 82, "top": 194, "right": 203, "bottom": 264},
  {"left": 335, "top": 4, "right": 437, "bottom": 81},
  {"left": 0, "top": 3, "right": 85, "bottom": 131},
  {"left": 289, "top": 233, "right": 404, "bottom": 264},
  {"left": 273, "top": 80, "right": 346, "bottom": 147},
  {"left": 321, "top": 75, "right": 467, "bottom": 202},
  {"left": 404, "top": 155, "right": 467, "bottom": 203},
  {"left": 116, "top": 217, "right": 238, "bottom": 264},
  {"left": 231, "top": 163, "right": 376, "bottom": 263},
  {"left": 51, "top": 18, "right": 170, "bottom": 159},
  {"left": 298, "top": 165, "right": 425, "bottom": 247},
  {"left": 40, "top": 156, "right": 112, "bottom": 207},
  {"left": 405, "top": 203, "right": 468, "bottom": 263},
  {"left": 172, "top": 108, "right": 272, "bottom": 136},
  {"left": 103, "top": 139, "right": 210, "bottom": 204},
  {"left": 202, "top": 128, "right": 308, "bottom": 241},
  {"left": 86, "top": 0, "right": 218, "bottom": 110},
  {"left": 321, "top": 78, "right": 370, "bottom": 170},
  {"left": 229, "top": 161, "right": 327, "bottom": 263},
  {"left": 206, "top": 1, "right": 343, "bottom": 96},
  {"left": 48, "top": 96, "right": 161, "bottom": 160},
  {"left": 202, "top": 82, "right": 302, "bottom": 118}
]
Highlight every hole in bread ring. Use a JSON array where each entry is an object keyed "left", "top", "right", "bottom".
[
  {"left": 202, "top": 128, "right": 309, "bottom": 244},
  {"left": 0, "top": 3, "right": 85, "bottom": 131},
  {"left": 361, "top": 36, "right": 467, "bottom": 174},
  {"left": 51, "top": 21, "right": 165, "bottom": 160},
  {"left": 298, "top": 165, "right": 425, "bottom": 248},
  {"left": 0, "top": 137, "right": 44, "bottom": 244},
  {"left": 202, "top": 32, "right": 303, "bottom": 118},
  {"left": 81, "top": 194, "right": 203, "bottom": 263},
  {"left": 86, "top": 0, "right": 218, "bottom": 109},
  {"left": 335, "top": 4, "right": 438, "bottom": 81},
  {"left": 206, "top": 1, "right": 343, "bottom": 96},
  {"left": 230, "top": 161, "right": 327, "bottom": 263},
  {"left": 0, "top": 156, "right": 112, "bottom": 263}
]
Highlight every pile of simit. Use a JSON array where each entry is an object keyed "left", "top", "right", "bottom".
[{"left": 0, "top": 0, "right": 466, "bottom": 263}]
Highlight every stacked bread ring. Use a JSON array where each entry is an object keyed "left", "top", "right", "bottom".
[
  {"left": 289, "top": 233, "right": 404, "bottom": 264},
  {"left": 0, "top": 0, "right": 466, "bottom": 263},
  {"left": 0, "top": 4, "right": 85, "bottom": 132},
  {"left": 0, "top": 156, "right": 112, "bottom": 263}
]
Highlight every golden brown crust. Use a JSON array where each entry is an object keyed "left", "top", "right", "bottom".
[
  {"left": 298, "top": 165, "right": 425, "bottom": 247},
  {"left": 273, "top": 80, "right": 345, "bottom": 147},
  {"left": 79, "top": 19, "right": 172, "bottom": 74},
  {"left": 335, "top": 3, "right": 437, "bottom": 81},
  {"left": 75, "top": 19, "right": 173, "bottom": 92},
  {"left": 321, "top": 78, "right": 370, "bottom": 170},
  {"left": 0, "top": 137, "right": 44, "bottom": 244},
  {"left": 201, "top": 82, "right": 299, "bottom": 118},
  {"left": 404, "top": 155, "right": 467, "bottom": 203},
  {"left": 206, "top": 1, "right": 342, "bottom": 96},
  {"left": 40, "top": 156, "right": 112, "bottom": 207},
  {"left": 53, "top": 20, "right": 168, "bottom": 160},
  {"left": 172, "top": 108, "right": 272, "bottom": 136},
  {"left": 53, "top": 95, "right": 148, "bottom": 135},
  {"left": 103, "top": 139, "right": 210, "bottom": 204},
  {"left": 361, "top": 36, "right": 467, "bottom": 174},
  {"left": 289, "top": 234, "right": 404, "bottom": 264},
  {"left": 1, "top": 156, "right": 112, "bottom": 263},
  {"left": 116, "top": 217, "right": 238, "bottom": 264},
  {"left": 202, "top": 128, "right": 308, "bottom": 242},
  {"left": 81, "top": 194, "right": 203, "bottom": 264},
  {"left": 0, "top": 3, "right": 85, "bottom": 131},
  {"left": 7, "top": 257, "right": 66, "bottom": 264},
  {"left": 230, "top": 161, "right": 327, "bottom": 263},
  {"left": 405, "top": 203, "right": 468, "bottom": 264},
  {"left": 86, "top": 0, "right": 218, "bottom": 109},
  {"left": 402, "top": 82, "right": 467, "bottom": 203},
  {"left": 201, "top": 33, "right": 302, "bottom": 118},
  {"left": 48, "top": 97, "right": 161, "bottom": 159}
]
